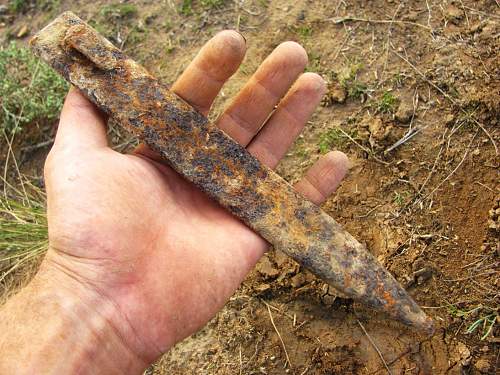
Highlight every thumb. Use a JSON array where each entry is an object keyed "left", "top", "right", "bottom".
[{"left": 53, "top": 87, "right": 108, "bottom": 150}]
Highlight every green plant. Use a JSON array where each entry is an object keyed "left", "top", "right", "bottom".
[
  {"left": 0, "top": 184, "right": 48, "bottom": 286},
  {"left": 393, "top": 191, "right": 409, "bottom": 206},
  {"left": 164, "top": 19, "right": 173, "bottom": 31},
  {"left": 100, "top": 3, "right": 138, "bottom": 19},
  {"left": 9, "top": 0, "right": 27, "bottom": 12},
  {"left": 126, "top": 25, "right": 149, "bottom": 45},
  {"left": 179, "top": 0, "right": 227, "bottom": 15},
  {"left": 180, "top": 0, "right": 193, "bottom": 15},
  {"left": 87, "top": 19, "right": 110, "bottom": 36},
  {"left": 377, "top": 91, "right": 397, "bottom": 113},
  {"left": 447, "top": 304, "right": 498, "bottom": 340},
  {"left": 9, "top": 0, "right": 59, "bottom": 13},
  {"left": 466, "top": 312, "right": 497, "bottom": 340},
  {"left": 295, "top": 25, "right": 312, "bottom": 38},
  {"left": 201, "top": 0, "right": 226, "bottom": 8},
  {"left": 305, "top": 51, "right": 322, "bottom": 73},
  {"left": 318, "top": 128, "right": 353, "bottom": 154},
  {"left": 338, "top": 61, "right": 367, "bottom": 99},
  {"left": 0, "top": 42, "right": 68, "bottom": 133},
  {"left": 347, "top": 81, "right": 367, "bottom": 100},
  {"left": 392, "top": 72, "right": 404, "bottom": 87}
]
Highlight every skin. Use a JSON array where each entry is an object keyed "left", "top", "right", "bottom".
[{"left": 0, "top": 32, "right": 348, "bottom": 374}]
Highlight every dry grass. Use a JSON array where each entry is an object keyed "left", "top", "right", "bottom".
[{"left": 0, "top": 181, "right": 47, "bottom": 301}]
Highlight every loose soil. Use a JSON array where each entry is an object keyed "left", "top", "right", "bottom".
[{"left": 1, "top": 0, "right": 498, "bottom": 374}]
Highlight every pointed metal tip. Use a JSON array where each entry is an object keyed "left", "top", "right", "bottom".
[{"left": 411, "top": 312, "right": 435, "bottom": 336}]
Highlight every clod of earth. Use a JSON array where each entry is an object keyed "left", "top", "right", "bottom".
[{"left": 30, "top": 12, "right": 434, "bottom": 333}]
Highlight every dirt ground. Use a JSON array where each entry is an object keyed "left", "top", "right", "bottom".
[{"left": 1, "top": 0, "right": 499, "bottom": 374}]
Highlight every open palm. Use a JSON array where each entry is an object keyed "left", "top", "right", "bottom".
[{"left": 41, "top": 32, "right": 348, "bottom": 363}]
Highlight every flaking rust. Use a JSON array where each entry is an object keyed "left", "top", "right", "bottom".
[{"left": 31, "top": 12, "right": 434, "bottom": 333}]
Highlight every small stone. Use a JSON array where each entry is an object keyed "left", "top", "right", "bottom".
[
  {"left": 445, "top": 5, "right": 463, "bottom": 24},
  {"left": 414, "top": 267, "right": 434, "bottom": 285},
  {"left": 395, "top": 101, "right": 414, "bottom": 124},
  {"left": 330, "top": 86, "right": 346, "bottom": 103},
  {"left": 256, "top": 256, "right": 280, "bottom": 279},
  {"left": 366, "top": 117, "right": 392, "bottom": 148},
  {"left": 274, "top": 250, "right": 289, "bottom": 267},
  {"left": 16, "top": 24, "right": 29, "bottom": 38},
  {"left": 444, "top": 113, "right": 455, "bottom": 126},
  {"left": 462, "top": 356, "right": 471, "bottom": 367},
  {"left": 324, "top": 82, "right": 347, "bottom": 105},
  {"left": 290, "top": 273, "right": 306, "bottom": 288},
  {"left": 474, "top": 359, "right": 490, "bottom": 373},
  {"left": 406, "top": 11, "right": 418, "bottom": 22},
  {"left": 455, "top": 342, "right": 471, "bottom": 367},
  {"left": 488, "top": 219, "right": 498, "bottom": 231}
]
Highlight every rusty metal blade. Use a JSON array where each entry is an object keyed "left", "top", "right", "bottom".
[{"left": 30, "top": 12, "right": 434, "bottom": 333}]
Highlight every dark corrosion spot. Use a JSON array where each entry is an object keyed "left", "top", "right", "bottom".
[
  {"left": 365, "top": 295, "right": 383, "bottom": 309},
  {"left": 67, "top": 17, "right": 81, "bottom": 25},
  {"left": 89, "top": 44, "right": 107, "bottom": 59},
  {"left": 164, "top": 106, "right": 192, "bottom": 132},
  {"left": 299, "top": 247, "right": 336, "bottom": 281},
  {"left": 192, "top": 151, "right": 216, "bottom": 175},
  {"left": 217, "top": 134, "right": 244, "bottom": 159},
  {"left": 160, "top": 100, "right": 208, "bottom": 133},
  {"left": 160, "top": 147, "right": 184, "bottom": 168},
  {"left": 129, "top": 117, "right": 142, "bottom": 128},
  {"left": 221, "top": 163, "right": 234, "bottom": 177},
  {"left": 294, "top": 208, "right": 307, "bottom": 221},
  {"left": 197, "top": 178, "right": 224, "bottom": 198},
  {"left": 53, "top": 59, "right": 71, "bottom": 81},
  {"left": 111, "top": 49, "right": 125, "bottom": 61},
  {"left": 223, "top": 185, "right": 272, "bottom": 223},
  {"left": 242, "top": 155, "right": 263, "bottom": 176},
  {"left": 212, "top": 132, "right": 266, "bottom": 178},
  {"left": 143, "top": 126, "right": 159, "bottom": 143},
  {"left": 67, "top": 47, "right": 89, "bottom": 64}
]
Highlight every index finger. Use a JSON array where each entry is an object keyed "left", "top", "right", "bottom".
[{"left": 171, "top": 30, "right": 246, "bottom": 115}]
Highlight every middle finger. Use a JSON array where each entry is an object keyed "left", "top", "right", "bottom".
[{"left": 216, "top": 41, "right": 308, "bottom": 147}]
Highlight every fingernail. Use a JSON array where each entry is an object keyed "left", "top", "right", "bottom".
[{"left": 234, "top": 29, "right": 247, "bottom": 44}]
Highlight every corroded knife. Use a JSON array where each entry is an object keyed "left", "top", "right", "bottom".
[{"left": 30, "top": 12, "right": 434, "bottom": 333}]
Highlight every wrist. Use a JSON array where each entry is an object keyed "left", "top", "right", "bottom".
[{"left": 0, "top": 261, "right": 147, "bottom": 374}]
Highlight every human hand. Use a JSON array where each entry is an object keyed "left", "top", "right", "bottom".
[{"left": 1, "top": 31, "right": 348, "bottom": 373}]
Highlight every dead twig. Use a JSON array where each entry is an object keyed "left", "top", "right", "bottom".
[
  {"left": 384, "top": 125, "right": 426, "bottom": 153},
  {"left": 327, "top": 16, "right": 431, "bottom": 32},
  {"left": 2, "top": 61, "right": 42, "bottom": 202},
  {"left": 357, "top": 320, "right": 393, "bottom": 375},
  {"left": 20, "top": 139, "right": 54, "bottom": 153},
  {"left": 418, "top": 131, "right": 478, "bottom": 203},
  {"left": 378, "top": 3, "right": 402, "bottom": 86},
  {"left": 266, "top": 303, "right": 292, "bottom": 369},
  {"left": 444, "top": 270, "right": 498, "bottom": 282},
  {"left": 355, "top": 204, "right": 384, "bottom": 218},
  {"left": 392, "top": 49, "right": 498, "bottom": 154},
  {"left": 462, "top": 5, "right": 500, "bottom": 19},
  {"left": 474, "top": 181, "right": 496, "bottom": 192},
  {"left": 337, "top": 127, "right": 389, "bottom": 165}
]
